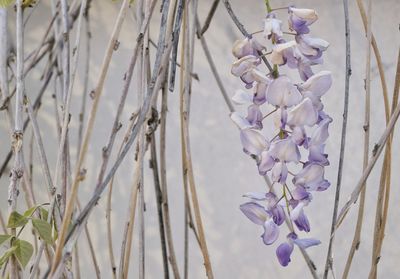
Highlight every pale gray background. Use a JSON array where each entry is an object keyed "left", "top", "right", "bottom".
[{"left": 1, "top": 0, "right": 399, "bottom": 278}]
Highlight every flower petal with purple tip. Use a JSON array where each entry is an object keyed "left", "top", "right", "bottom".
[
  {"left": 240, "top": 202, "right": 269, "bottom": 225},
  {"left": 243, "top": 192, "right": 267, "bottom": 201},
  {"left": 293, "top": 238, "right": 321, "bottom": 249},
  {"left": 293, "top": 163, "right": 329, "bottom": 191}
]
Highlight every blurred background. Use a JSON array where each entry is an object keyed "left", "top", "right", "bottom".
[{"left": 0, "top": 0, "right": 399, "bottom": 278}]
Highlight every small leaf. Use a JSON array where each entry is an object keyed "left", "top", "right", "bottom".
[
  {"left": 7, "top": 211, "right": 28, "bottom": 228},
  {"left": 23, "top": 205, "right": 40, "bottom": 217},
  {"left": 31, "top": 218, "right": 53, "bottom": 244},
  {"left": 0, "top": 234, "right": 12, "bottom": 246},
  {"left": 24, "top": 203, "right": 50, "bottom": 218},
  {"left": 0, "top": 246, "right": 17, "bottom": 269},
  {"left": 0, "top": 0, "right": 14, "bottom": 8},
  {"left": 40, "top": 207, "right": 49, "bottom": 221},
  {"left": 13, "top": 239, "right": 33, "bottom": 268}
]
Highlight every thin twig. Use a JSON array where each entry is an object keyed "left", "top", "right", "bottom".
[
  {"left": 323, "top": 0, "right": 351, "bottom": 277},
  {"left": 196, "top": 17, "right": 234, "bottom": 112},
  {"left": 149, "top": 131, "right": 170, "bottom": 278},
  {"left": 199, "top": 0, "right": 219, "bottom": 37},
  {"left": 168, "top": 0, "right": 185, "bottom": 92}
]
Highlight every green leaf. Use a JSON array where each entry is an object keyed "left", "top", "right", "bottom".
[
  {"left": 31, "top": 218, "right": 53, "bottom": 244},
  {"left": 0, "top": 246, "right": 17, "bottom": 269},
  {"left": 13, "top": 239, "right": 33, "bottom": 268},
  {"left": 0, "top": 234, "right": 12, "bottom": 246},
  {"left": 23, "top": 203, "right": 50, "bottom": 218},
  {"left": 7, "top": 211, "right": 28, "bottom": 228},
  {"left": 0, "top": 0, "right": 14, "bottom": 8},
  {"left": 40, "top": 207, "right": 49, "bottom": 221},
  {"left": 23, "top": 205, "right": 40, "bottom": 217}
]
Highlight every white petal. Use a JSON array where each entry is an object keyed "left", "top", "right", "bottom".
[
  {"left": 290, "top": 8, "right": 318, "bottom": 21},
  {"left": 232, "top": 89, "right": 253, "bottom": 105},
  {"left": 270, "top": 41, "right": 297, "bottom": 65},
  {"left": 290, "top": 202, "right": 305, "bottom": 221},
  {"left": 264, "top": 17, "right": 283, "bottom": 37},
  {"left": 240, "top": 129, "right": 268, "bottom": 155},
  {"left": 300, "top": 71, "right": 332, "bottom": 97},
  {"left": 269, "top": 138, "right": 300, "bottom": 162},
  {"left": 230, "top": 112, "right": 252, "bottom": 129},
  {"left": 262, "top": 219, "right": 279, "bottom": 245},
  {"left": 287, "top": 98, "right": 318, "bottom": 127},
  {"left": 243, "top": 192, "right": 267, "bottom": 200},
  {"left": 266, "top": 75, "right": 302, "bottom": 107}
]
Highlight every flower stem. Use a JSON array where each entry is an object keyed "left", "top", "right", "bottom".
[{"left": 264, "top": 0, "right": 272, "bottom": 13}]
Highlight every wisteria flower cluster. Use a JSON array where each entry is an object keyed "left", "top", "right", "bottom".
[{"left": 230, "top": 6, "right": 333, "bottom": 266}]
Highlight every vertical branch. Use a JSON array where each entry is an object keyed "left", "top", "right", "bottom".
[
  {"left": 149, "top": 130, "right": 169, "bottom": 279},
  {"left": 77, "top": 8, "right": 91, "bottom": 159},
  {"left": 159, "top": 78, "right": 182, "bottom": 279},
  {"left": 323, "top": 0, "right": 351, "bottom": 277},
  {"left": 342, "top": 1, "right": 371, "bottom": 277},
  {"left": 0, "top": 8, "right": 9, "bottom": 106},
  {"left": 8, "top": 1, "right": 25, "bottom": 278},
  {"left": 180, "top": 0, "right": 214, "bottom": 277},
  {"left": 159, "top": 0, "right": 181, "bottom": 277},
  {"left": 180, "top": 5, "right": 190, "bottom": 278}
]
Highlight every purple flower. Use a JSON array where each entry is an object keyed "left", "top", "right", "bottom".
[
  {"left": 293, "top": 163, "right": 330, "bottom": 191},
  {"left": 269, "top": 138, "right": 301, "bottom": 163},
  {"left": 231, "top": 55, "right": 260, "bottom": 88},
  {"left": 253, "top": 81, "right": 268, "bottom": 105},
  {"left": 266, "top": 75, "right": 302, "bottom": 107},
  {"left": 296, "top": 34, "right": 329, "bottom": 60},
  {"left": 276, "top": 232, "right": 320, "bottom": 266},
  {"left": 240, "top": 129, "right": 268, "bottom": 155},
  {"left": 232, "top": 89, "right": 253, "bottom": 105},
  {"left": 240, "top": 202, "right": 280, "bottom": 245},
  {"left": 232, "top": 37, "right": 264, "bottom": 59},
  {"left": 264, "top": 13, "right": 283, "bottom": 39},
  {"left": 288, "top": 7, "right": 318, "bottom": 34},
  {"left": 243, "top": 192, "right": 286, "bottom": 226},
  {"left": 299, "top": 71, "right": 332, "bottom": 110},
  {"left": 246, "top": 104, "right": 263, "bottom": 129},
  {"left": 271, "top": 162, "right": 288, "bottom": 184},
  {"left": 270, "top": 41, "right": 297, "bottom": 66},
  {"left": 230, "top": 4, "right": 331, "bottom": 267},
  {"left": 291, "top": 126, "right": 307, "bottom": 146},
  {"left": 310, "top": 115, "right": 332, "bottom": 145},
  {"left": 287, "top": 97, "right": 318, "bottom": 127},
  {"left": 308, "top": 144, "right": 329, "bottom": 166}
]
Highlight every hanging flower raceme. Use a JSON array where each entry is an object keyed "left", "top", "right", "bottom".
[{"left": 230, "top": 4, "right": 332, "bottom": 267}]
